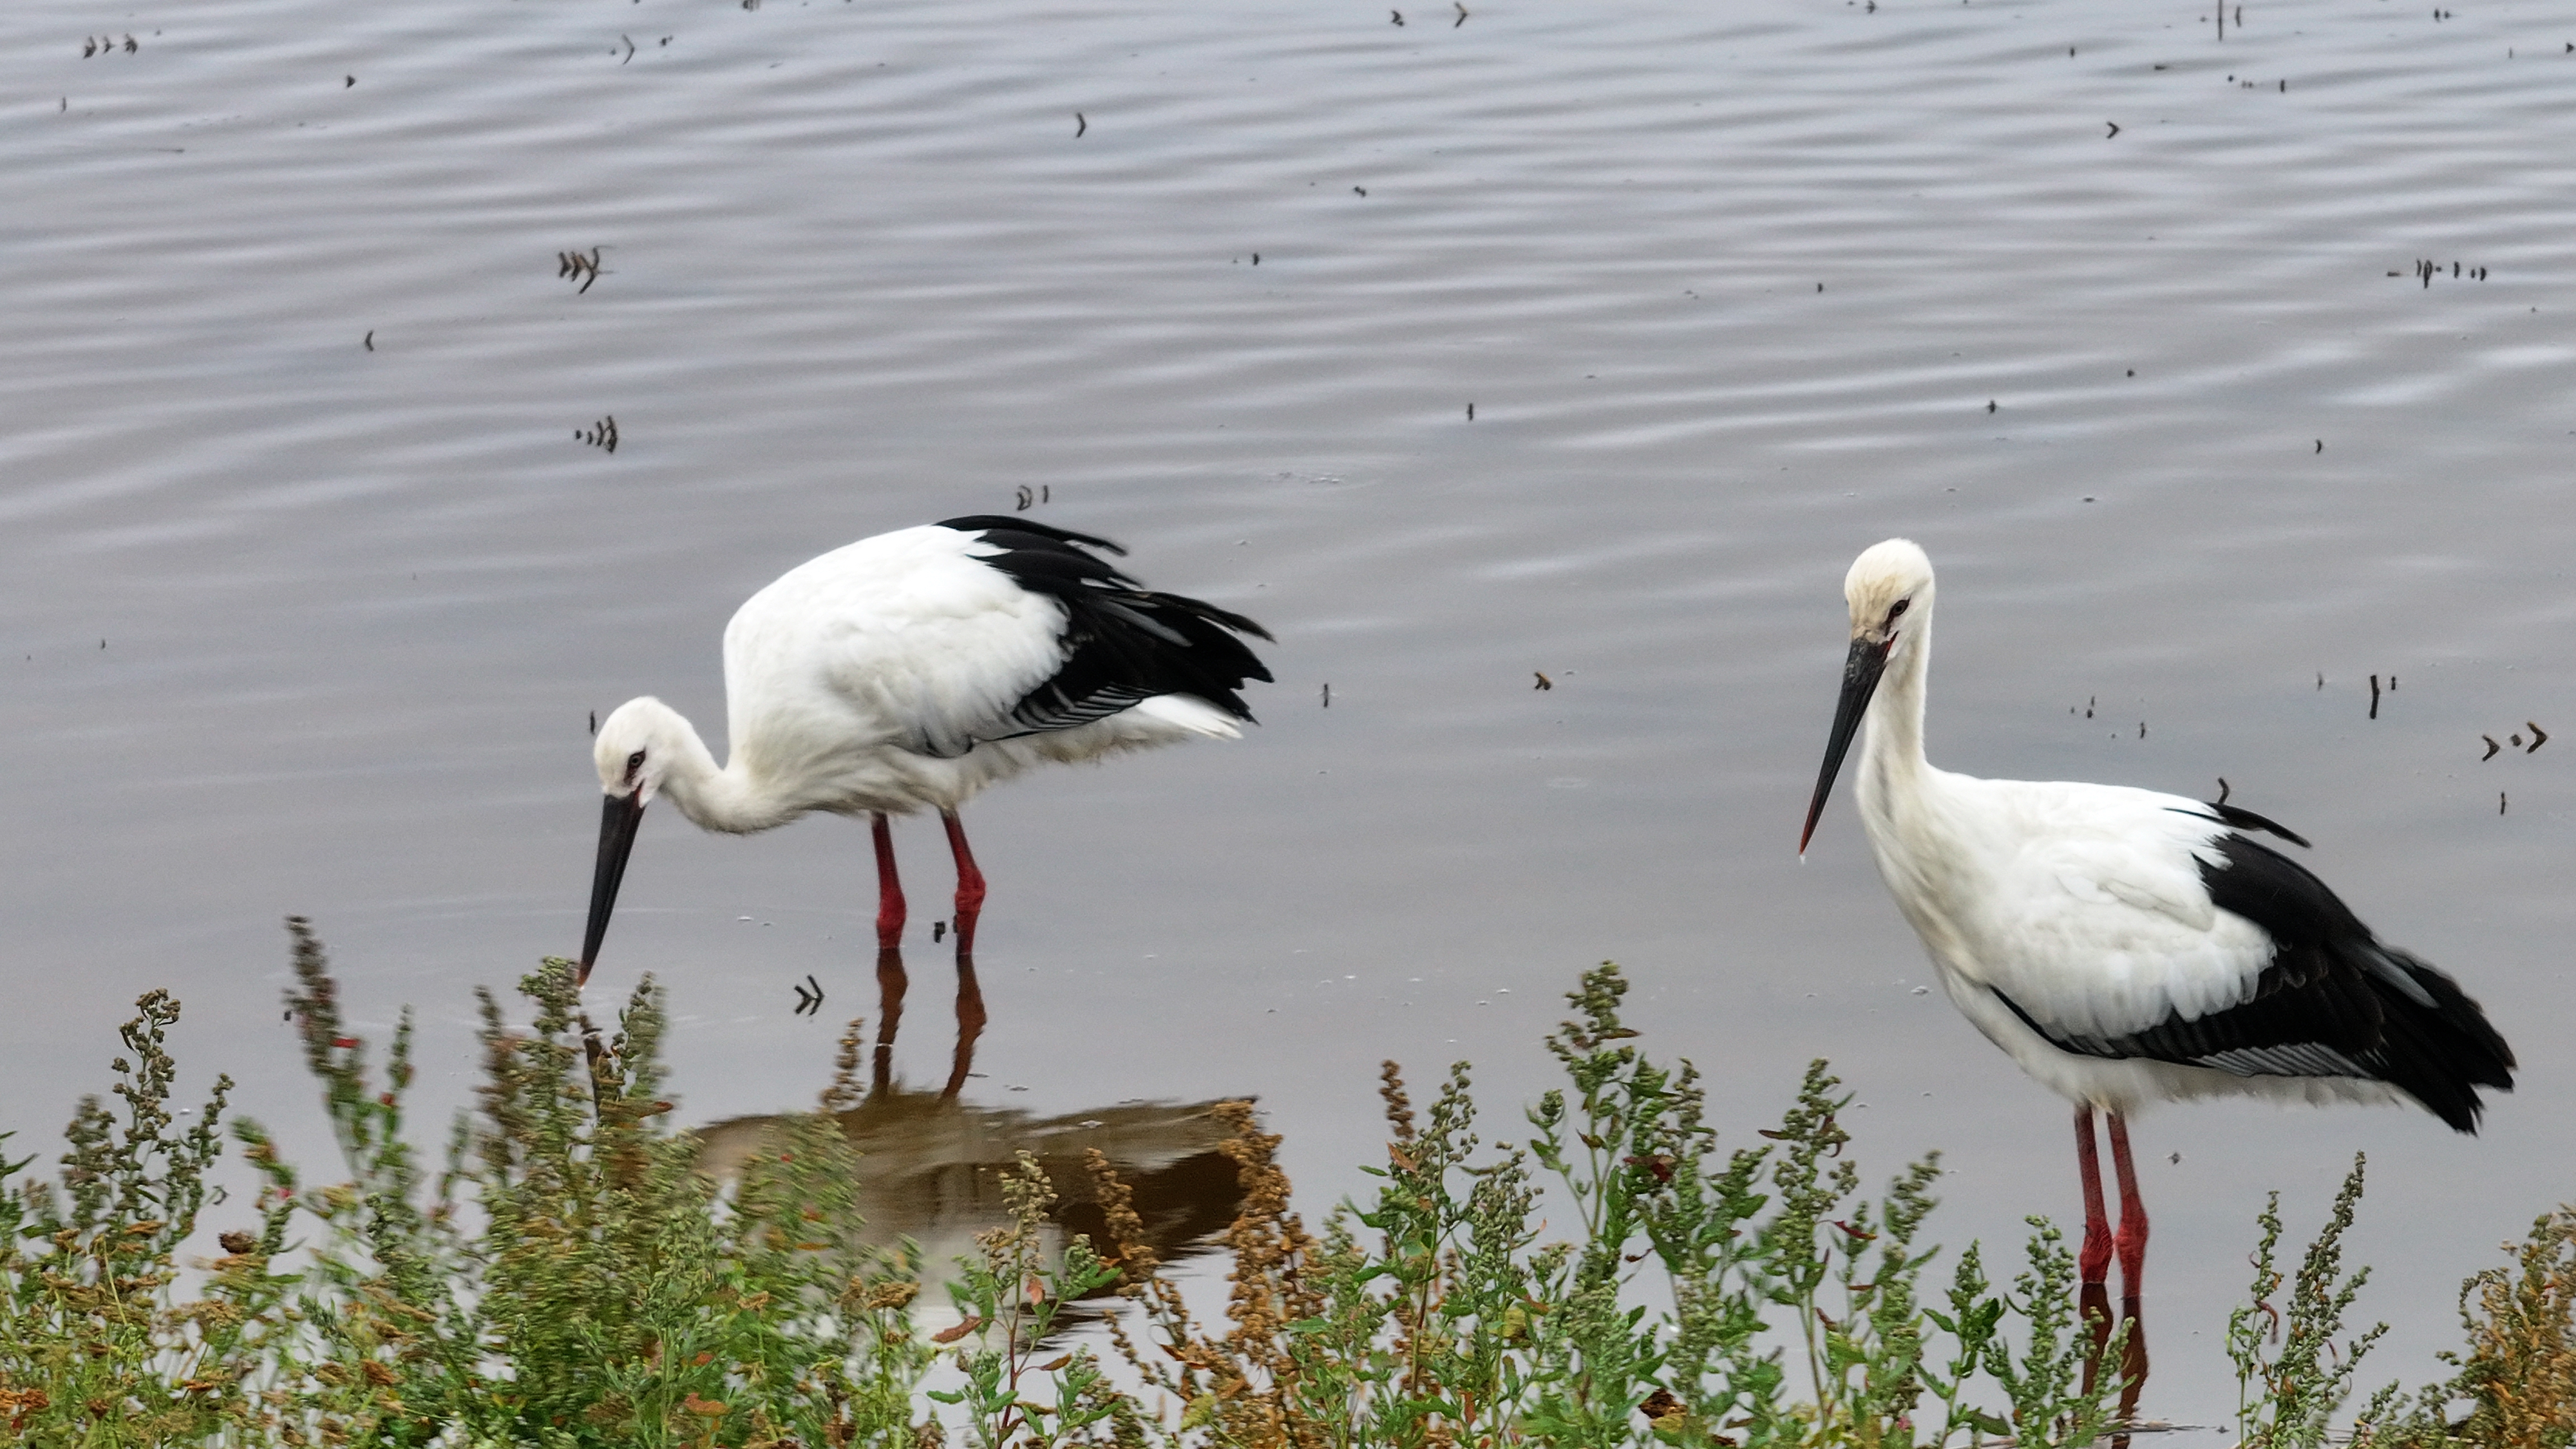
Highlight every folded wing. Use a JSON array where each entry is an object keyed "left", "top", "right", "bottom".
[{"left": 1983, "top": 794, "right": 2513, "bottom": 1132}]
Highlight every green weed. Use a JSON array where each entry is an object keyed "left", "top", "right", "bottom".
[
  {"left": 14, "top": 934, "right": 2566, "bottom": 1449},
  {"left": 1073, "top": 961, "right": 2130, "bottom": 1449},
  {"left": 3, "top": 918, "right": 936, "bottom": 1447}
]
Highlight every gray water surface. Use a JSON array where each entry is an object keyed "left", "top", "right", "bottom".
[{"left": 6, "top": 0, "right": 2575, "bottom": 1416}]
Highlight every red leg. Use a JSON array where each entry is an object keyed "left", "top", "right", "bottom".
[
  {"left": 2074, "top": 1105, "right": 2113, "bottom": 1287},
  {"left": 871, "top": 813, "right": 907, "bottom": 951},
  {"left": 940, "top": 809, "right": 987, "bottom": 958},
  {"left": 2107, "top": 1112, "right": 2150, "bottom": 1295}
]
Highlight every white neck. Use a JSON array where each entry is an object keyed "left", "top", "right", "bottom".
[
  {"left": 1856, "top": 615, "right": 1940, "bottom": 837},
  {"left": 638, "top": 705, "right": 801, "bottom": 835}
]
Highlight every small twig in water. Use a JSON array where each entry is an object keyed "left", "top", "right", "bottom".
[{"left": 558, "top": 247, "right": 605, "bottom": 293}]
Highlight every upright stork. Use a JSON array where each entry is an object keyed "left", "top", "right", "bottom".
[{"left": 1801, "top": 538, "right": 2512, "bottom": 1298}]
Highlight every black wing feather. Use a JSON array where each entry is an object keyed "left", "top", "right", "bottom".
[
  {"left": 935, "top": 515, "right": 1129, "bottom": 556},
  {"left": 2164, "top": 800, "right": 2313, "bottom": 848},
  {"left": 1994, "top": 831, "right": 2515, "bottom": 1133},
  {"left": 937, "top": 517, "right": 1274, "bottom": 736}
]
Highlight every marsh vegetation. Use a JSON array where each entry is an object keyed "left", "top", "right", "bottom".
[{"left": 5, "top": 925, "right": 2572, "bottom": 1447}]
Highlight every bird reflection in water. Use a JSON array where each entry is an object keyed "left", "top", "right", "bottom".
[
  {"left": 2079, "top": 1283, "right": 2148, "bottom": 1444},
  {"left": 694, "top": 939, "right": 1245, "bottom": 1327},
  {"left": 875, "top": 929, "right": 987, "bottom": 1101}
]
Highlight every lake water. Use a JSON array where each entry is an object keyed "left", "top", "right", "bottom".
[{"left": 5, "top": 0, "right": 2573, "bottom": 1419}]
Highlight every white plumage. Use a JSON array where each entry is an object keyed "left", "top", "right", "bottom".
[
  {"left": 1868, "top": 777, "right": 2394, "bottom": 1113},
  {"left": 1801, "top": 538, "right": 2510, "bottom": 1296},
  {"left": 578, "top": 516, "right": 1273, "bottom": 983}
]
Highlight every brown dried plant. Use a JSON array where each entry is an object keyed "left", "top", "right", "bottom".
[
  {"left": 2356, "top": 1207, "right": 2576, "bottom": 1449},
  {"left": 2445, "top": 1208, "right": 2576, "bottom": 1449},
  {"left": 1092, "top": 1104, "right": 1331, "bottom": 1449}
]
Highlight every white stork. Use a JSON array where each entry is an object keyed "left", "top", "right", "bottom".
[
  {"left": 579, "top": 515, "right": 1273, "bottom": 985},
  {"left": 1799, "top": 539, "right": 2513, "bottom": 1296}
]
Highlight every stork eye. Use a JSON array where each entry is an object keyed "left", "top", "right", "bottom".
[
  {"left": 624, "top": 749, "right": 647, "bottom": 782},
  {"left": 1887, "top": 598, "right": 1911, "bottom": 622}
]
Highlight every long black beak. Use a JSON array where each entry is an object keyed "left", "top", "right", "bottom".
[
  {"left": 579, "top": 790, "right": 647, "bottom": 985},
  {"left": 1800, "top": 635, "right": 1889, "bottom": 855}
]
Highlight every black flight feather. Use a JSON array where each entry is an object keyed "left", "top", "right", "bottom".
[
  {"left": 1993, "top": 831, "right": 2514, "bottom": 1133},
  {"left": 2166, "top": 800, "right": 2311, "bottom": 848},
  {"left": 937, "top": 516, "right": 1274, "bottom": 738}
]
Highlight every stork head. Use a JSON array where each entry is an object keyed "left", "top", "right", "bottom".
[
  {"left": 1844, "top": 537, "right": 1935, "bottom": 653},
  {"left": 593, "top": 697, "right": 690, "bottom": 806},
  {"left": 1803, "top": 539, "right": 1935, "bottom": 854},
  {"left": 580, "top": 697, "right": 687, "bottom": 985}
]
